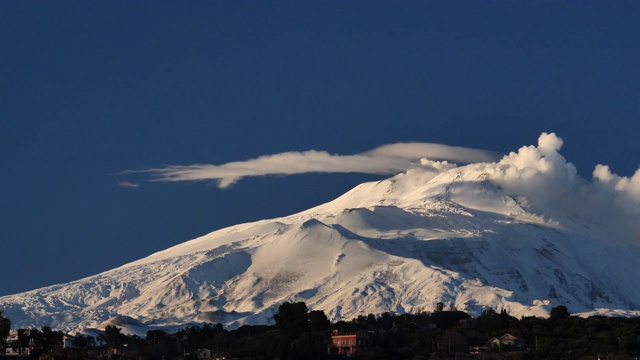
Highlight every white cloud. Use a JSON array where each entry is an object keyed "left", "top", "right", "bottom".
[
  {"left": 593, "top": 164, "right": 640, "bottom": 201},
  {"left": 132, "top": 142, "right": 499, "bottom": 189},
  {"left": 474, "top": 132, "right": 640, "bottom": 246},
  {"left": 365, "top": 142, "right": 498, "bottom": 163},
  {"left": 119, "top": 181, "right": 140, "bottom": 189}
]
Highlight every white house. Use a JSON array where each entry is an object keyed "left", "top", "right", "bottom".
[
  {"left": 63, "top": 333, "right": 77, "bottom": 349},
  {"left": 486, "top": 333, "right": 525, "bottom": 351},
  {"left": 196, "top": 348, "right": 211, "bottom": 359}
]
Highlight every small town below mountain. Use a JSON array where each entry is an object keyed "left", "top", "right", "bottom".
[{"left": 1, "top": 302, "right": 639, "bottom": 360}]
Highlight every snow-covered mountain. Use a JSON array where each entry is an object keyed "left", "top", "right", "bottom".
[{"left": 2, "top": 133, "right": 639, "bottom": 334}]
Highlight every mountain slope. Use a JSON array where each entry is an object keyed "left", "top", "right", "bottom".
[{"left": 2, "top": 135, "right": 640, "bottom": 333}]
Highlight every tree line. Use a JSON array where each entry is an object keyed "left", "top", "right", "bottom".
[{"left": 2, "top": 304, "right": 640, "bottom": 359}]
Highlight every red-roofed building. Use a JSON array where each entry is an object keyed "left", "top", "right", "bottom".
[{"left": 327, "top": 330, "right": 368, "bottom": 357}]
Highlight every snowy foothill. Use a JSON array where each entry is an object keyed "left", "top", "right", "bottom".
[{"left": 1, "top": 133, "right": 639, "bottom": 333}]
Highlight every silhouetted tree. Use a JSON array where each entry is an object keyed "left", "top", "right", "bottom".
[
  {"left": 40, "top": 326, "right": 63, "bottom": 351},
  {"left": 431, "top": 310, "right": 471, "bottom": 329},
  {"left": 378, "top": 312, "right": 394, "bottom": 330},
  {"left": 308, "top": 310, "right": 330, "bottom": 332},
  {"left": 16, "top": 328, "right": 28, "bottom": 355},
  {"left": 273, "top": 302, "right": 309, "bottom": 336},
  {"left": 29, "top": 328, "right": 42, "bottom": 350},
  {"left": 0, "top": 310, "right": 10, "bottom": 342},
  {"left": 104, "top": 325, "right": 126, "bottom": 347},
  {"left": 72, "top": 334, "right": 96, "bottom": 359},
  {"left": 550, "top": 305, "right": 570, "bottom": 320},
  {"left": 74, "top": 334, "right": 96, "bottom": 348},
  {"left": 96, "top": 332, "right": 107, "bottom": 346}
]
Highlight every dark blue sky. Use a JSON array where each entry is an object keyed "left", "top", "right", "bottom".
[{"left": 1, "top": 1, "right": 639, "bottom": 296}]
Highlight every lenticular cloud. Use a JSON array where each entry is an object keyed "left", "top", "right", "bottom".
[{"left": 133, "top": 142, "right": 498, "bottom": 189}]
